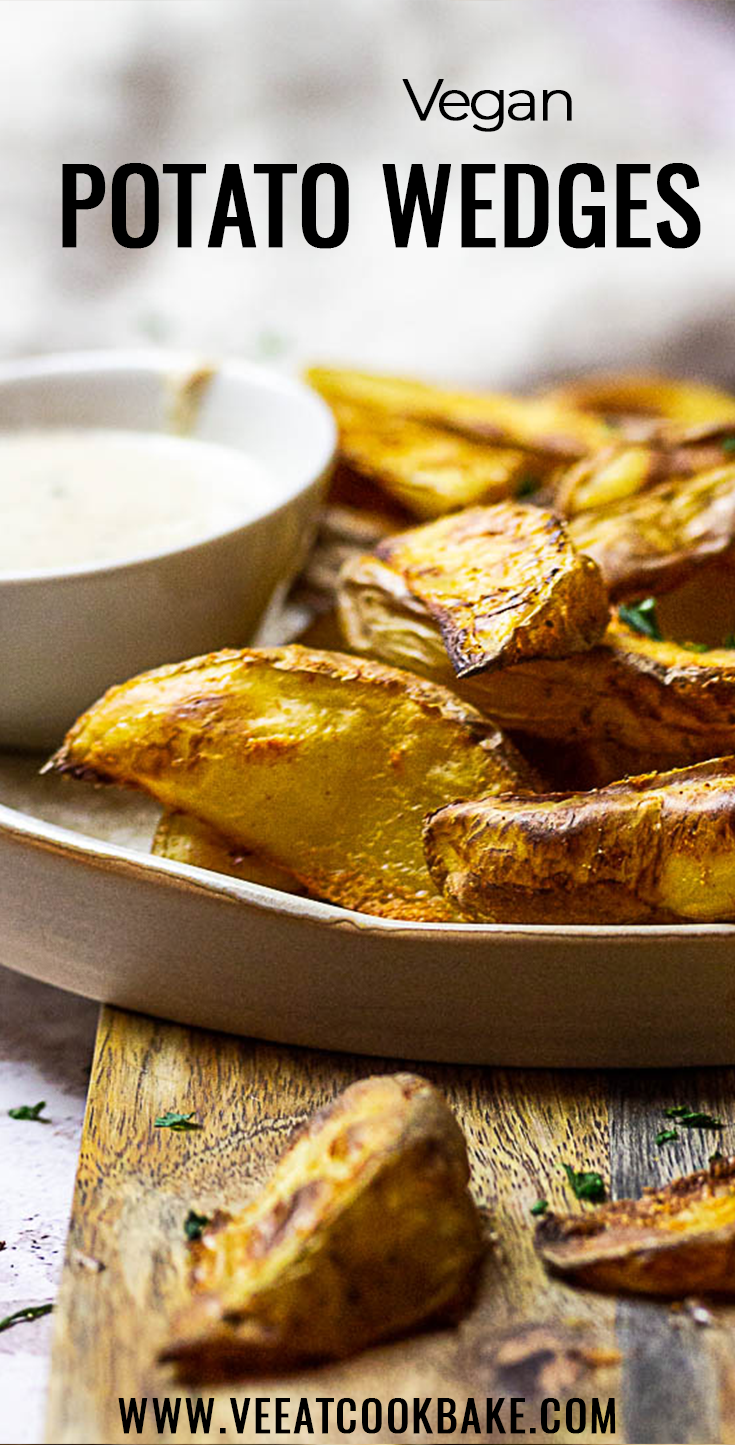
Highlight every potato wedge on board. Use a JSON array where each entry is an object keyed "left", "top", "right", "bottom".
[
  {"left": 424, "top": 757, "right": 735, "bottom": 924},
  {"left": 152, "top": 811, "right": 309, "bottom": 896},
  {"left": 553, "top": 440, "right": 728, "bottom": 516},
  {"left": 339, "top": 559, "right": 735, "bottom": 768},
  {"left": 373, "top": 504, "right": 609, "bottom": 676},
  {"left": 568, "top": 464, "right": 735, "bottom": 600},
  {"left": 536, "top": 1157, "right": 735, "bottom": 1298},
  {"left": 50, "top": 646, "right": 532, "bottom": 922},
  {"left": 162, "top": 1074, "right": 484, "bottom": 1378},
  {"left": 308, "top": 367, "right": 612, "bottom": 460},
  {"left": 545, "top": 373, "right": 735, "bottom": 431}
]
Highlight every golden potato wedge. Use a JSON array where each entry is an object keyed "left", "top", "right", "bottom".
[
  {"left": 49, "top": 646, "right": 533, "bottom": 922},
  {"left": 544, "top": 373, "right": 735, "bottom": 431},
  {"left": 424, "top": 756, "right": 735, "bottom": 924},
  {"left": 536, "top": 1157, "right": 735, "bottom": 1298},
  {"left": 318, "top": 400, "right": 535, "bottom": 519},
  {"left": 372, "top": 504, "right": 609, "bottom": 676},
  {"left": 339, "top": 557, "right": 735, "bottom": 767},
  {"left": 553, "top": 440, "right": 727, "bottom": 516},
  {"left": 162, "top": 1073, "right": 484, "bottom": 1378},
  {"left": 308, "top": 367, "right": 612, "bottom": 460},
  {"left": 152, "top": 811, "right": 309, "bottom": 896},
  {"left": 568, "top": 464, "right": 735, "bottom": 600}
]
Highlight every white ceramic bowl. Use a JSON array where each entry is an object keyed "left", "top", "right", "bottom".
[{"left": 0, "top": 350, "right": 335, "bottom": 749}]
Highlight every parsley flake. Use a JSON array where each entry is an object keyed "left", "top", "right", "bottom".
[
  {"left": 155, "top": 1110, "right": 201, "bottom": 1132},
  {"left": 722, "top": 437, "right": 735, "bottom": 454},
  {"left": 530, "top": 1199, "right": 549, "bottom": 1217},
  {"left": 563, "top": 1165, "right": 606, "bottom": 1203},
  {"left": 724, "top": 634, "right": 735, "bottom": 650},
  {"left": 664, "top": 1107, "right": 723, "bottom": 1130},
  {"left": 618, "top": 597, "right": 662, "bottom": 641},
  {"left": 8, "top": 1101, "right": 48, "bottom": 1122},
  {"left": 184, "top": 1209, "right": 210, "bottom": 1241},
  {"left": 516, "top": 474, "right": 539, "bottom": 499},
  {"left": 656, "top": 1128, "right": 679, "bottom": 1146},
  {"left": 0, "top": 1303, "right": 53, "bottom": 1333},
  {"left": 681, "top": 640, "right": 708, "bottom": 653},
  {"left": 710, "top": 1150, "right": 724, "bottom": 1165}
]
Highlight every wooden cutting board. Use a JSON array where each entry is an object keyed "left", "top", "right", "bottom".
[{"left": 45, "top": 1006, "right": 735, "bottom": 1444}]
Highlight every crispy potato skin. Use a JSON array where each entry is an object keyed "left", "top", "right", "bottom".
[
  {"left": 374, "top": 504, "right": 609, "bottom": 676},
  {"left": 50, "top": 646, "right": 533, "bottom": 922},
  {"left": 544, "top": 373, "right": 735, "bottom": 430},
  {"left": 339, "top": 559, "right": 735, "bottom": 768},
  {"left": 536, "top": 1158, "right": 735, "bottom": 1298},
  {"left": 568, "top": 465, "right": 735, "bottom": 601},
  {"left": 152, "top": 811, "right": 310, "bottom": 896},
  {"left": 162, "top": 1074, "right": 484, "bottom": 1378},
  {"left": 424, "top": 757, "right": 735, "bottom": 924}
]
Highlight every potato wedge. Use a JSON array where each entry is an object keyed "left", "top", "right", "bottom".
[
  {"left": 544, "top": 373, "right": 735, "bottom": 431},
  {"left": 535, "top": 1157, "right": 735, "bottom": 1297},
  {"left": 49, "top": 646, "right": 533, "bottom": 922},
  {"left": 374, "top": 504, "right": 608, "bottom": 675},
  {"left": 424, "top": 756, "right": 735, "bottom": 924},
  {"left": 152, "top": 811, "right": 309, "bottom": 896},
  {"left": 162, "top": 1073, "right": 484, "bottom": 1377},
  {"left": 339, "top": 557, "right": 735, "bottom": 767},
  {"left": 308, "top": 367, "right": 612, "bottom": 460},
  {"left": 568, "top": 464, "right": 735, "bottom": 600}
]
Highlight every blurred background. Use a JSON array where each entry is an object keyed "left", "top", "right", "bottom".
[{"left": 2, "top": 0, "right": 735, "bottom": 389}]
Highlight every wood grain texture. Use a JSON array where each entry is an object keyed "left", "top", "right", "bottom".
[{"left": 45, "top": 1008, "right": 735, "bottom": 1444}]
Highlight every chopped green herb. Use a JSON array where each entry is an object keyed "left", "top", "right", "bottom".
[
  {"left": 724, "top": 634, "right": 735, "bottom": 650},
  {"left": 664, "top": 1107, "right": 723, "bottom": 1130},
  {"left": 8, "top": 1101, "right": 48, "bottom": 1122},
  {"left": 656, "top": 1128, "right": 679, "bottom": 1146},
  {"left": 681, "top": 640, "right": 709, "bottom": 653},
  {"left": 710, "top": 1150, "right": 724, "bottom": 1165},
  {"left": 516, "top": 474, "right": 539, "bottom": 499},
  {"left": 530, "top": 1199, "right": 549, "bottom": 1216},
  {"left": 0, "top": 1303, "right": 53, "bottom": 1333},
  {"left": 155, "top": 1110, "right": 201, "bottom": 1132},
  {"left": 618, "top": 597, "right": 662, "bottom": 641},
  {"left": 563, "top": 1165, "right": 606, "bottom": 1203},
  {"left": 722, "top": 437, "right": 735, "bottom": 453},
  {"left": 184, "top": 1209, "right": 210, "bottom": 1241}
]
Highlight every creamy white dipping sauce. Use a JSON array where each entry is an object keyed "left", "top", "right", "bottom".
[{"left": 0, "top": 428, "right": 269, "bottom": 573}]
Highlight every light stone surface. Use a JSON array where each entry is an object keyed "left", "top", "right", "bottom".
[{"left": 2, "top": 1, "right": 735, "bottom": 1440}]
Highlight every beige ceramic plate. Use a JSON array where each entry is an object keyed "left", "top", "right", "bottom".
[{"left": 2, "top": 750, "right": 735, "bottom": 1067}]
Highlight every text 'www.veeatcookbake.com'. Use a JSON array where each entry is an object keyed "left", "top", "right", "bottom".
[{"left": 118, "top": 1393, "right": 616, "bottom": 1437}]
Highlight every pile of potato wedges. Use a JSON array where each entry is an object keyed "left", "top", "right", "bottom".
[{"left": 48, "top": 366, "right": 735, "bottom": 925}]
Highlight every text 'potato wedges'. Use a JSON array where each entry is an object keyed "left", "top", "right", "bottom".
[
  {"left": 162, "top": 1074, "right": 484, "bottom": 1378},
  {"left": 424, "top": 757, "right": 735, "bottom": 924},
  {"left": 50, "top": 646, "right": 533, "bottom": 922},
  {"left": 536, "top": 1157, "right": 735, "bottom": 1298}
]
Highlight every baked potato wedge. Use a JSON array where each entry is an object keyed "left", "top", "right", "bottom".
[
  {"left": 339, "top": 557, "right": 735, "bottom": 768},
  {"left": 152, "top": 811, "right": 309, "bottom": 896},
  {"left": 553, "top": 439, "right": 728, "bottom": 516},
  {"left": 568, "top": 464, "right": 735, "bottom": 600},
  {"left": 49, "top": 646, "right": 533, "bottom": 922},
  {"left": 544, "top": 373, "right": 735, "bottom": 432},
  {"left": 308, "top": 366, "right": 612, "bottom": 460},
  {"left": 536, "top": 1156, "right": 735, "bottom": 1298},
  {"left": 372, "top": 504, "right": 609, "bottom": 676},
  {"left": 162, "top": 1073, "right": 484, "bottom": 1378},
  {"left": 424, "top": 756, "right": 735, "bottom": 924}
]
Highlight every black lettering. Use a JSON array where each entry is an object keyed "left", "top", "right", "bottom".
[
  {"left": 566, "top": 1398, "right": 586, "bottom": 1435},
  {"left": 559, "top": 163, "right": 605, "bottom": 248},
  {"left": 119, "top": 1397, "right": 147, "bottom": 1435},
  {"left": 471, "top": 88, "right": 505, "bottom": 132},
  {"left": 461, "top": 163, "right": 495, "bottom": 247},
  {"left": 507, "top": 90, "right": 534, "bottom": 123},
  {"left": 504, "top": 164, "right": 548, "bottom": 246},
  {"left": 383, "top": 163, "right": 450, "bottom": 246},
  {"left": 208, "top": 164, "right": 255, "bottom": 247},
  {"left": 657, "top": 163, "right": 700, "bottom": 248},
  {"left": 162, "top": 163, "right": 205, "bottom": 246},
  {"left": 510, "top": 1398, "right": 525, "bottom": 1433},
  {"left": 187, "top": 1396, "right": 214, "bottom": 1435},
  {"left": 542, "top": 1398, "right": 559, "bottom": 1434},
  {"left": 543, "top": 89, "right": 572, "bottom": 122},
  {"left": 254, "top": 162, "right": 297, "bottom": 246},
  {"left": 62, "top": 164, "right": 105, "bottom": 247},
  {"left": 402, "top": 77, "right": 444, "bottom": 121},
  {"left": 617, "top": 163, "right": 650, "bottom": 247},
  {"left": 389, "top": 1398, "right": 408, "bottom": 1433},
  {"left": 414, "top": 1397, "right": 433, "bottom": 1433},
  {"left": 230, "top": 1399, "right": 251, "bottom": 1435},
  {"left": 255, "top": 1398, "right": 270, "bottom": 1433},
  {"left": 275, "top": 1400, "right": 289, "bottom": 1434},
  {"left": 462, "top": 1398, "right": 482, "bottom": 1432},
  {"left": 301, "top": 164, "right": 349, "bottom": 248},
  {"left": 315, "top": 1397, "right": 334, "bottom": 1432},
  {"left": 591, "top": 1398, "right": 616, "bottom": 1435},
  {"left": 152, "top": 1398, "right": 181, "bottom": 1433},
  {"left": 294, "top": 1400, "right": 313, "bottom": 1434},
  {"left": 337, "top": 1398, "right": 356, "bottom": 1434},
  {"left": 362, "top": 1398, "right": 382, "bottom": 1434},
  {"left": 111, "top": 163, "right": 159, "bottom": 249},
  {"left": 439, "top": 88, "right": 469, "bottom": 119},
  {"left": 437, "top": 1398, "right": 456, "bottom": 1434},
  {"left": 486, "top": 1397, "right": 506, "bottom": 1432}
]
